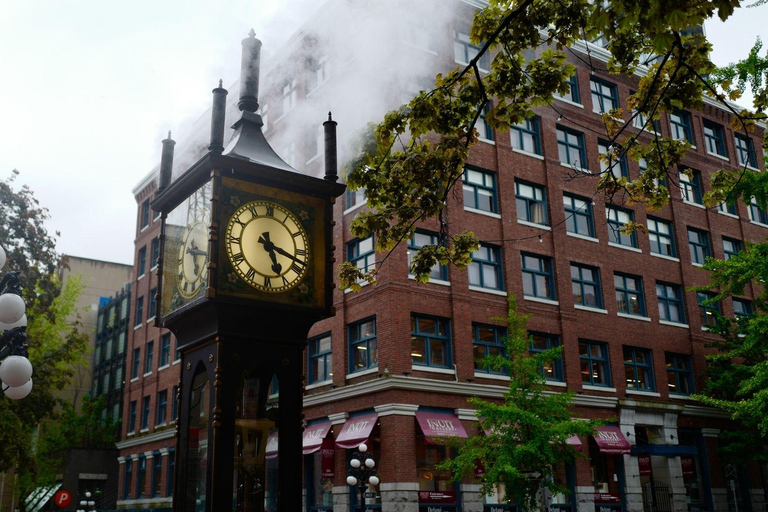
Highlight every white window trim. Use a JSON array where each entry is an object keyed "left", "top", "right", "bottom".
[
  {"left": 412, "top": 365, "right": 456, "bottom": 375},
  {"left": 626, "top": 389, "right": 661, "bottom": 398},
  {"left": 172, "top": 359, "right": 181, "bottom": 365},
  {"left": 659, "top": 320, "right": 690, "bottom": 329},
  {"left": 343, "top": 201, "right": 367, "bottom": 216},
  {"left": 143, "top": 371, "right": 152, "bottom": 378},
  {"left": 158, "top": 364, "right": 170, "bottom": 372},
  {"left": 130, "top": 377, "right": 139, "bottom": 383},
  {"left": 150, "top": 264, "right": 158, "bottom": 271},
  {"left": 127, "top": 431, "right": 135, "bottom": 437},
  {"left": 617, "top": 312, "right": 651, "bottom": 322},
  {"left": 511, "top": 147, "right": 544, "bottom": 160},
  {"left": 553, "top": 97, "right": 583, "bottom": 108},
  {"left": 608, "top": 242, "right": 642, "bottom": 253},
  {"left": 691, "top": 262, "right": 704, "bottom": 268},
  {"left": 346, "top": 367, "right": 378, "bottom": 379},
  {"left": 137, "top": 273, "right": 145, "bottom": 280},
  {"left": 473, "top": 371, "right": 510, "bottom": 381},
  {"left": 582, "top": 384, "right": 617, "bottom": 393},
  {"left": 140, "top": 428, "right": 149, "bottom": 434},
  {"left": 305, "top": 379, "right": 333, "bottom": 390},
  {"left": 146, "top": 317, "right": 155, "bottom": 324},
  {"left": 560, "top": 163, "right": 591, "bottom": 174},
  {"left": 524, "top": 296, "right": 559, "bottom": 306},
  {"left": 464, "top": 206, "right": 502, "bottom": 219},
  {"left": 706, "top": 150, "right": 731, "bottom": 162},
  {"left": 682, "top": 200, "right": 706, "bottom": 209},
  {"left": 134, "top": 324, "right": 142, "bottom": 331},
  {"left": 546, "top": 380, "right": 568, "bottom": 387},
  {"left": 517, "top": 219, "right": 551, "bottom": 230},
  {"left": 574, "top": 304, "right": 608, "bottom": 314},
  {"left": 344, "top": 281, "right": 371, "bottom": 294},
  {"left": 468, "top": 285, "right": 507, "bottom": 297},
  {"left": 750, "top": 220, "right": 768, "bottom": 228},
  {"left": 478, "top": 137, "right": 496, "bottom": 145},
  {"left": 399, "top": 40, "right": 439, "bottom": 56},
  {"left": 718, "top": 210, "right": 739, "bottom": 219},
  {"left": 408, "top": 275, "right": 451, "bottom": 287},
  {"left": 650, "top": 253, "right": 680, "bottom": 262},
  {"left": 567, "top": 232, "right": 600, "bottom": 243}
]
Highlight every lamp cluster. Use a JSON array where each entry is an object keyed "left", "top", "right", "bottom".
[
  {"left": 346, "top": 443, "right": 380, "bottom": 509},
  {"left": 0, "top": 246, "right": 33, "bottom": 400},
  {"left": 76, "top": 491, "right": 96, "bottom": 512}
]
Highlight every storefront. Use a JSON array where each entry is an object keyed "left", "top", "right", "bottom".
[
  {"left": 590, "top": 427, "right": 631, "bottom": 512},
  {"left": 336, "top": 412, "right": 381, "bottom": 512},
  {"left": 304, "top": 421, "right": 334, "bottom": 512},
  {"left": 415, "top": 410, "right": 468, "bottom": 512}
]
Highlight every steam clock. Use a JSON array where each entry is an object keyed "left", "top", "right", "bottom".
[{"left": 152, "top": 31, "right": 344, "bottom": 512}]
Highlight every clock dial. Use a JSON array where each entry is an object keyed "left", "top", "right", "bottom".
[
  {"left": 225, "top": 200, "right": 309, "bottom": 293},
  {"left": 177, "top": 220, "right": 209, "bottom": 298}
]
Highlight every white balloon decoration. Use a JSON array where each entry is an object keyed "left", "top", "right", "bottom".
[
  {"left": 0, "top": 294, "right": 25, "bottom": 324},
  {"left": 0, "top": 355, "right": 33, "bottom": 387},
  {"left": 4, "top": 378, "right": 32, "bottom": 400}
]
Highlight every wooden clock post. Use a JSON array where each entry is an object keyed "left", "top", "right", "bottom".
[{"left": 151, "top": 31, "right": 345, "bottom": 512}]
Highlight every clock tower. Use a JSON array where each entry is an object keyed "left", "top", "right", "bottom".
[{"left": 152, "top": 31, "right": 344, "bottom": 512}]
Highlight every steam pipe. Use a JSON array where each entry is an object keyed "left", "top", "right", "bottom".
[
  {"left": 323, "top": 112, "right": 338, "bottom": 182},
  {"left": 209, "top": 79, "right": 228, "bottom": 153},
  {"left": 238, "top": 29, "right": 262, "bottom": 113},
  {"left": 158, "top": 131, "right": 175, "bottom": 192}
]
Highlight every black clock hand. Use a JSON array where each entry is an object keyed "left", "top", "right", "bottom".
[
  {"left": 271, "top": 245, "right": 305, "bottom": 266},
  {"left": 257, "top": 232, "right": 282, "bottom": 274}
]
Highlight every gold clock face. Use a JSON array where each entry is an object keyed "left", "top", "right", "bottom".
[
  {"left": 225, "top": 200, "right": 309, "bottom": 293},
  {"left": 177, "top": 221, "right": 209, "bottom": 299}
]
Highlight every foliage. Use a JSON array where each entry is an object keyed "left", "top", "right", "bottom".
[
  {"left": 710, "top": 38, "right": 768, "bottom": 101},
  {"left": 437, "top": 296, "right": 601, "bottom": 512}
]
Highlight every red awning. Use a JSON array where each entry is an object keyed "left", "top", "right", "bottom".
[
  {"left": 303, "top": 421, "right": 333, "bottom": 455},
  {"left": 416, "top": 411, "right": 468, "bottom": 443},
  {"left": 335, "top": 413, "right": 378, "bottom": 449},
  {"left": 265, "top": 430, "right": 279, "bottom": 459},
  {"left": 592, "top": 426, "right": 631, "bottom": 454},
  {"left": 567, "top": 435, "right": 583, "bottom": 450}
]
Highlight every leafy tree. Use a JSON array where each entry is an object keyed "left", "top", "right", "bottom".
[
  {"left": 437, "top": 296, "right": 601, "bottom": 512},
  {"left": 0, "top": 171, "right": 90, "bottom": 471},
  {"left": 338, "top": 0, "right": 768, "bottom": 289}
]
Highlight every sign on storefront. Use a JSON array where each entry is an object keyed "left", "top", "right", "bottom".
[
  {"left": 638, "top": 454, "right": 652, "bottom": 477},
  {"left": 681, "top": 456, "right": 695, "bottom": 478}
]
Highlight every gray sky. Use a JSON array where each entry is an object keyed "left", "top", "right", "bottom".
[{"left": 0, "top": 1, "right": 765, "bottom": 266}]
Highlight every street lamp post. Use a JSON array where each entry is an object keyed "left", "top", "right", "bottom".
[
  {"left": 346, "top": 443, "right": 380, "bottom": 512},
  {"left": 0, "top": 245, "right": 33, "bottom": 400}
]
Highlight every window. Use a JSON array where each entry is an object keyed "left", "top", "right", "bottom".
[
  {"left": 171, "top": 385, "right": 179, "bottom": 422},
  {"left": 477, "top": 103, "right": 494, "bottom": 141},
  {"left": 515, "top": 181, "right": 548, "bottom": 225},
  {"left": 687, "top": 228, "right": 711, "bottom": 265},
  {"left": 141, "top": 199, "right": 150, "bottom": 229},
  {"left": 735, "top": 134, "right": 758, "bottom": 168},
  {"left": 454, "top": 22, "right": 489, "bottom": 70},
  {"left": 345, "top": 187, "right": 366, "bottom": 211},
  {"left": 151, "top": 238, "right": 159, "bottom": 269},
  {"left": 138, "top": 246, "right": 147, "bottom": 277},
  {"left": 666, "top": 353, "right": 694, "bottom": 395},
  {"left": 174, "top": 338, "right": 181, "bottom": 361},
  {"left": 614, "top": 273, "right": 646, "bottom": 317},
  {"left": 579, "top": 340, "right": 610, "bottom": 386},
  {"left": 148, "top": 287, "right": 157, "bottom": 320},
  {"left": 469, "top": 244, "right": 503, "bottom": 291},
  {"left": 718, "top": 199, "right": 738, "bottom": 216},
  {"left": 530, "top": 333, "right": 563, "bottom": 381},
  {"left": 347, "top": 236, "right": 375, "bottom": 276},
  {"left": 349, "top": 318, "right": 377, "bottom": 372},
  {"left": 590, "top": 78, "right": 619, "bottom": 113},
  {"left": 308, "top": 54, "right": 329, "bottom": 92},
  {"left": 472, "top": 324, "right": 506, "bottom": 374},
  {"left": 156, "top": 390, "right": 167, "bottom": 426},
  {"left": 152, "top": 452, "right": 163, "bottom": 497},
  {"left": 571, "top": 263, "right": 602, "bottom": 309},
  {"left": 521, "top": 253, "right": 556, "bottom": 300},
  {"left": 137, "top": 455, "right": 147, "bottom": 498},
  {"left": 144, "top": 341, "right": 154, "bottom": 375},
  {"left": 669, "top": 110, "right": 694, "bottom": 143},
  {"left": 132, "top": 348, "right": 140, "bottom": 379},
  {"left": 657, "top": 282, "right": 686, "bottom": 324},
  {"left": 129, "top": 400, "right": 137, "bottom": 431},
  {"left": 135, "top": 296, "right": 144, "bottom": 326},
  {"left": 564, "top": 194, "right": 595, "bottom": 237},
  {"left": 606, "top": 206, "right": 637, "bottom": 248},
  {"left": 697, "top": 291, "right": 721, "bottom": 327},
  {"left": 555, "top": 73, "right": 580, "bottom": 103},
  {"left": 306, "top": 124, "right": 324, "bottom": 161},
  {"left": 124, "top": 458, "right": 133, "bottom": 499},
  {"left": 510, "top": 118, "right": 541, "bottom": 155},
  {"left": 557, "top": 127, "right": 587, "bottom": 169},
  {"left": 463, "top": 166, "right": 497, "bottom": 213},
  {"left": 624, "top": 347, "right": 654, "bottom": 391},
  {"left": 167, "top": 450, "right": 175, "bottom": 496},
  {"left": 631, "top": 93, "right": 660, "bottom": 133},
  {"left": 114, "top": 367, "right": 123, "bottom": 391},
  {"left": 647, "top": 217, "right": 675, "bottom": 257},
  {"left": 679, "top": 168, "right": 703, "bottom": 204},
  {"left": 309, "top": 333, "right": 333, "bottom": 384},
  {"left": 749, "top": 198, "right": 768, "bottom": 225},
  {"left": 723, "top": 237, "right": 742, "bottom": 260},
  {"left": 703, "top": 119, "right": 727, "bottom": 157},
  {"left": 160, "top": 333, "right": 171, "bottom": 368},
  {"left": 598, "top": 140, "right": 628, "bottom": 178},
  {"left": 282, "top": 79, "right": 297, "bottom": 115},
  {"left": 408, "top": 231, "right": 447, "bottom": 281},
  {"left": 411, "top": 315, "right": 451, "bottom": 368},
  {"left": 733, "top": 299, "right": 753, "bottom": 331},
  {"left": 141, "top": 396, "right": 151, "bottom": 430}
]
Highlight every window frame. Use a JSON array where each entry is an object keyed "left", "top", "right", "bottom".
[
  {"left": 469, "top": 244, "right": 504, "bottom": 291},
  {"left": 453, "top": 21, "right": 489, "bottom": 70},
  {"left": 665, "top": 353, "right": 694, "bottom": 395},
  {"left": 148, "top": 287, "right": 157, "bottom": 320},
  {"left": 579, "top": 340, "right": 611, "bottom": 387},
  {"left": 647, "top": 217, "right": 676, "bottom": 257},
  {"left": 132, "top": 348, "right": 140, "bottom": 379},
  {"left": 515, "top": 180, "right": 548, "bottom": 226},
  {"left": 530, "top": 332, "right": 564, "bottom": 382},
  {"left": 510, "top": 117, "right": 542, "bottom": 155},
  {"left": 598, "top": 140, "right": 629, "bottom": 178},
  {"left": 624, "top": 346, "right": 655, "bottom": 391},
  {"left": 606, "top": 206, "right": 637, "bottom": 248},
  {"left": 687, "top": 227, "right": 711, "bottom": 265},
  {"left": 722, "top": 236, "right": 742, "bottom": 260},
  {"left": 749, "top": 198, "right": 768, "bottom": 225},
  {"left": 463, "top": 166, "right": 498, "bottom": 214},
  {"left": 703, "top": 119, "right": 727, "bottom": 157},
  {"left": 521, "top": 253, "right": 556, "bottom": 300},
  {"left": 554, "top": 73, "right": 580, "bottom": 104},
  {"left": 140, "top": 199, "right": 150, "bottom": 230},
  {"left": 138, "top": 246, "right": 147, "bottom": 277},
  {"left": 614, "top": 273, "right": 647, "bottom": 317},
  {"left": 557, "top": 126, "right": 588, "bottom": 170},
  {"left": 151, "top": 238, "right": 160, "bottom": 269},
  {"left": 563, "top": 193, "right": 595, "bottom": 238},
  {"left": 679, "top": 168, "right": 703, "bottom": 205},
  {"left": 156, "top": 390, "right": 168, "bottom": 426},
  {"left": 656, "top": 282, "right": 686, "bottom": 324},
  {"left": 669, "top": 110, "right": 694, "bottom": 144},
  {"left": 135, "top": 296, "right": 144, "bottom": 327},
  {"left": 735, "top": 133, "right": 758, "bottom": 168},
  {"left": 141, "top": 395, "right": 151, "bottom": 430},
  {"left": 151, "top": 451, "right": 163, "bottom": 497},
  {"left": 308, "top": 333, "right": 333, "bottom": 384},
  {"left": 408, "top": 230, "right": 448, "bottom": 282},
  {"left": 160, "top": 333, "right": 171, "bottom": 367},
  {"left": 348, "top": 318, "right": 377, "bottom": 373},
  {"left": 129, "top": 400, "right": 137, "bottom": 432},
  {"left": 590, "top": 77, "right": 619, "bottom": 114},
  {"left": 411, "top": 315, "right": 452, "bottom": 369},
  {"left": 697, "top": 291, "right": 721, "bottom": 327},
  {"left": 144, "top": 341, "right": 154, "bottom": 375},
  {"left": 347, "top": 236, "right": 376, "bottom": 276},
  {"left": 124, "top": 458, "right": 133, "bottom": 499},
  {"left": 472, "top": 323, "right": 507, "bottom": 375},
  {"left": 570, "top": 263, "right": 603, "bottom": 309}
]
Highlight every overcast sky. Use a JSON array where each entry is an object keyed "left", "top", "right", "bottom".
[{"left": 0, "top": 1, "right": 765, "bottom": 266}]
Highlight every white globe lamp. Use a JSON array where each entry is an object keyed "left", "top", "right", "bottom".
[
  {"left": 4, "top": 378, "right": 32, "bottom": 400},
  {"left": 0, "top": 314, "right": 27, "bottom": 332},
  {"left": 0, "top": 246, "right": 6, "bottom": 271},
  {"left": 0, "top": 294, "right": 25, "bottom": 324},
  {"left": 346, "top": 475, "right": 357, "bottom": 486},
  {"left": 369, "top": 475, "right": 380, "bottom": 486},
  {"left": 0, "top": 355, "right": 33, "bottom": 387}
]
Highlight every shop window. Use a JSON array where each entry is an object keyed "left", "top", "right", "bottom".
[
  {"left": 670, "top": 110, "right": 694, "bottom": 143},
  {"left": 416, "top": 432, "right": 456, "bottom": 496},
  {"left": 606, "top": 206, "right": 637, "bottom": 248},
  {"left": 167, "top": 450, "right": 175, "bottom": 496},
  {"left": 697, "top": 291, "right": 721, "bottom": 327},
  {"left": 308, "top": 333, "right": 333, "bottom": 384},
  {"left": 510, "top": 118, "right": 542, "bottom": 155},
  {"left": 703, "top": 119, "right": 727, "bottom": 157},
  {"left": 516, "top": 180, "right": 548, "bottom": 225},
  {"left": 408, "top": 231, "right": 448, "bottom": 281},
  {"left": 411, "top": 315, "right": 451, "bottom": 368},
  {"left": 473, "top": 323, "right": 506, "bottom": 375},
  {"left": 614, "top": 273, "right": 646, "bottom": 317},
  {"left": 656, "top": 282, "right": 686, "bottom": 324},
  {"left": 530, "top": 332, "right": 563, "bottom": 382},
  {"left": 623, "top": 346, "right": 654, "bottom": 391},
  {"left": 571, "top": 263, "right": 602, "bottom": 309},
  {"left": 666, "top": 353, "right": 693, "bottom": 395},
  {"left": 564, "top": 193, "right": 595, "bottom": 238},
  {"left": 579, "top": 340, "right": 611, "bottom": 387},
  {"left": 588, "top": 437, "right": 623, "bottom": 498},
  {"left": 348, "top": 318, "right": 377, "bottom": 373},
  {"left": 647, "top": 217, "right": 675, "bottom": 257},
  {"left": 463, "top": 166, "right": 498, "bottom": 213},
  {"left": 469, "top": 244, "right": 503, "bottom": 291}
]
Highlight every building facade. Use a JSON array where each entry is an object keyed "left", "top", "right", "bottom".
[{"left": 117, "top": 2, "right": 768, "bottom": 512}]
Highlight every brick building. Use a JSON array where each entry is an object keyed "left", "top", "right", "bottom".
[{"left": 116, "top": 1, "right": 768, "bottom": 512}]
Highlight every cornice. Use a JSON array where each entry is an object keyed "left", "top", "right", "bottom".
[{"left": 116, "top": 429, "right": 175, "bottom": 450}]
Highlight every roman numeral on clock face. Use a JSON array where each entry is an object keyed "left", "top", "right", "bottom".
[
  {"left": 266, "top": 205, "right": 275, "bottom": 217},
  {"left": 232, "top": 252, "right": 245, "bottom": 263},
  {"left": 245, "top": 268, "right": 255, "bottom": 281}
]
